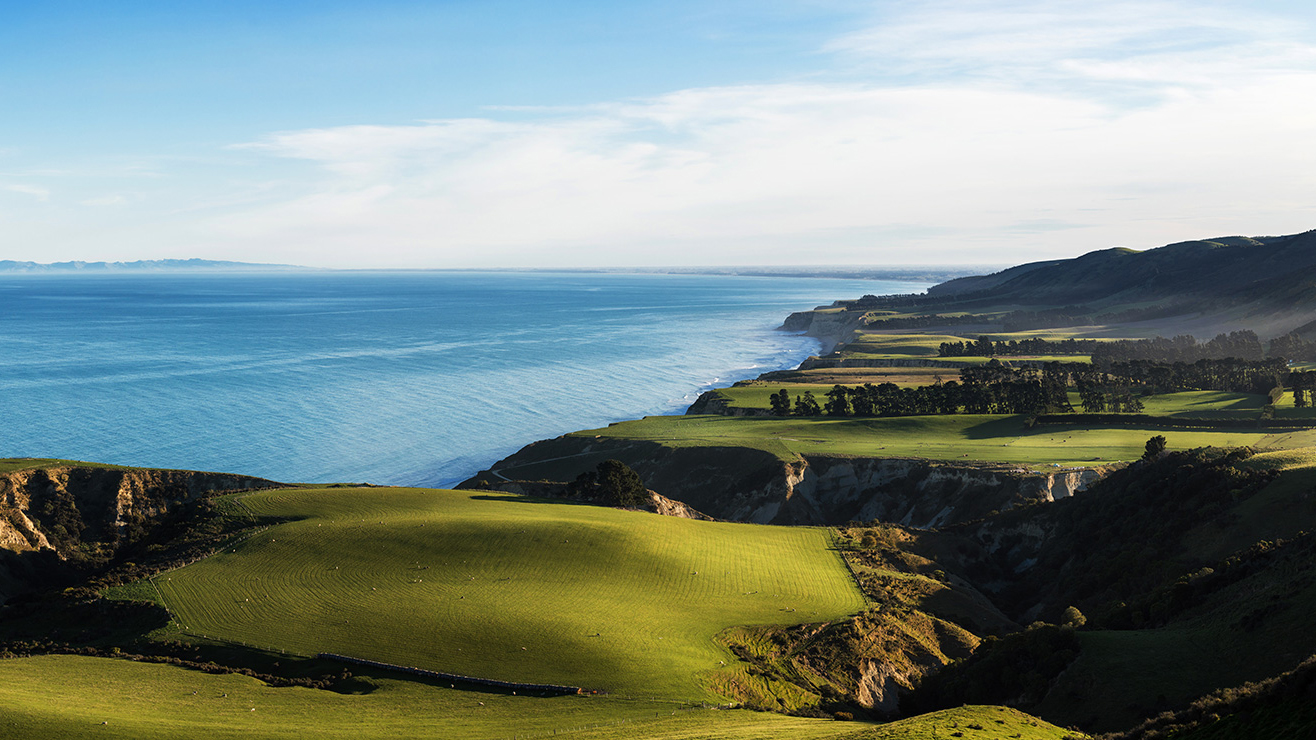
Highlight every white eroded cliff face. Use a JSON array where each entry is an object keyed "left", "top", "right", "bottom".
[
  {"left": 712, "top": 456, "right": 1110, "bottom": 527},
  {"left": 778, "top": 308, "right": 865, "bottom": 354}
]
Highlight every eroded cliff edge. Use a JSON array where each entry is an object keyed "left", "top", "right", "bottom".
[
  {"left": 0, "top": 463, "right": 281, "bottom": 602},
  {"left": 463, "top": 436, "right": 1110, "bottom": 528}
]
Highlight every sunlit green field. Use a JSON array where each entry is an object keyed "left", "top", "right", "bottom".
[
  {"left": 0, "top": 655, "right": 1079, "bottom": 740},
  {"left": 154, "top": 487, "right": 865, "bottom": 701},
  {"left": 1054, "top": 390, "right": 1269, "bottom": 419},
  {"left": 0, "top": 655, "right": 871, "bottom": 740},
  {"left": 573, "top": 414, "right": 1316, "bottom": 467},
  {"left": 841, "top": 334, "right": 970, "bottom": 357}
]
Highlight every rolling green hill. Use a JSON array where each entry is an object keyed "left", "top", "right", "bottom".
[
  {"left": 0, "top": 654, "right": 1080, "bottom": 740},
  {"left": 569, "top": 413, "right": 1310, "bottom": 468},
  {"left": 151, "top": 486, "right": 866, "bottom": 701}
]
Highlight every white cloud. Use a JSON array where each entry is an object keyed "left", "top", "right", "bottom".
[
  {"left": 210, "top": 24, "right": 1316, "bottom": 267},
  {"left": 4, "top": 183, "right": 51, "bottom": 201},
  {"left": 13, "top": 1, "right": 1316, "bottom": 267}
]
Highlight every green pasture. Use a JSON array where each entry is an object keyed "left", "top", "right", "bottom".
[
  {"left": 0, "top": 655, "right": 1075, "bottom": 740},
  {"left": 1137, "top": 391, "right": 1264, "bottom": 417},
  {"left": 153, "top": 488, "right": 865, "bottom": 701},
  {"left": 575, "top": 414, "right": 1316, "bottom": 467},
  {"left": 1272, "top": 391, "right": 1316, "bottom": 418},
  {"left": 837, "top": 332, "right": 1092, "bottom": 365},
  {"left": 0, "top": 654, "right": 882, "bottom": 740},
  {"left": 842, "top": 334, "right": 968, "bottom": 357},
  {"left": 1116, "top": 391, "right": 1266, "bottom": 418},
  {"left": 710, "top": 384, "right": 845, "bottom": 411}
]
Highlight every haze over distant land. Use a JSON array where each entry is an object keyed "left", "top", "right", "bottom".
[
  {"left": 2, "top": 2, "right": 1314, "bottom": 268},
  {"left": 0, "top": 259, "right": 306, "bottom": 273}
]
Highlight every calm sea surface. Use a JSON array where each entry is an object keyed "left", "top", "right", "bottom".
[{"left": 0, "top": 271, "right": 927, "bottom": 486}]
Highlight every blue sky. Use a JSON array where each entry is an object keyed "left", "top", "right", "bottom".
[{"left": 3, "top": 0, "right": 1315, "bottom": 267}]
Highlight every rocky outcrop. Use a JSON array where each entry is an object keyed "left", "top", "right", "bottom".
[
  {"left": 466, "top": 438, "right": 1113, "bottom": 528},
  {"left": 727, "top": 456, "right": 1108, "bottom": 527},
  {"left": 0, "top": 464, "right": 280, "bottom": 557}
]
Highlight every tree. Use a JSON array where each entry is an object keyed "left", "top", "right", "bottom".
[
  {"left": 824, "top": 385, "right": 851, "bottom": 416},
  {"left": 1143, "top": 435, "right": 1168, "bottom": 461},
  {"left": 1060, "top": 606, "right": 1087, "bottom": 628},
  {"left": 769, "top": 389, "right": 792, "bottom": 416},
  {"left": 594, "top": 459, "right": 647, "bottom": 507},
  {"left": 570, "top": 459, "right": 647, "bottom": 507},
  {"left": 794, "top": 391, "right": 821, "bottom": 416}
]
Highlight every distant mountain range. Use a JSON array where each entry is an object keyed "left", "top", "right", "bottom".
[{"left": 0, "top": 258, "right": 307, "bottom": 273}]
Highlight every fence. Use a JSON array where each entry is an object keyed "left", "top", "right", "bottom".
[{"left": 318, "top": 653, "right": 584, "bottom": 695}]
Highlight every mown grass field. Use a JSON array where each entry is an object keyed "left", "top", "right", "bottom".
[
  {"left": 840, "top": 334, "right": 968, "bottom": 357},
  {"left": 0, "top": 654, "right": 878, "bottom": 740},
  {"left": 1061, "top": 390, "right": 1270, "bottom": 419},
  {"left": 757, "top": 367, "right": 965, "bottom": 387},
  {"left": 153, "top": 487, "right": 866, "bottom": 701},
  {"left": 575, "top": 414, "right": 1315, "bottom": 467},
  {"left": 0, "top": 655, "right": 1079, "bottom": 740}
]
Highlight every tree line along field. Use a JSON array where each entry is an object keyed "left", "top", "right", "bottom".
[
  {"left": 0, "top": 655, "right": 1077, "bottom": 739},
  {"left": 573, "top": 413, "right": 1316, "bottom": 468},
  {"left": 146, "top": 487, "right": 867, "bottom": 702},
  {"left": 712, "top": 386, "right": 1274, "bottom": 419}
]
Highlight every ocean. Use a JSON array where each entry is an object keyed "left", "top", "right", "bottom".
[{"left": 0, "top": 271, "right": 927, "bottom": 486}]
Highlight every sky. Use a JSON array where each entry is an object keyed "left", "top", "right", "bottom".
[{"left": 2, "top": 0, "right": 1315, "bottom": 269}]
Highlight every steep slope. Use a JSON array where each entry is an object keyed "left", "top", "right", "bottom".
[
  {"left": 0, "top": 461, "right": 280, "bottom": 602},
  {"left": 464, "top": 436, "right": 1105, "bottom": 527}
]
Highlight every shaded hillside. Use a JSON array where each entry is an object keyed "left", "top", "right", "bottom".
[
  {"left": 894, "top": 447, "right": 1316, "bottom": 730},
  {"left": 1108, "top": 654, "right": 1316, "bottom": 740},
  {"left": 923, "top": 231, "right": 1316, "bottom": 310}
]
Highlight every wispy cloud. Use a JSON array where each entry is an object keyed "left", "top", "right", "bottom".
[
  {"left": 213, "top": 0, "right": 1316, "bottom": 267},
  {"left": 4, "top": 183, "right": 51, "bottom": 201},
  {"left": 14, "top": 1, "right": 1316, "bottom": 267},
  {"left": 828, "top": 1, "right": 1313, "bottom": 88}
]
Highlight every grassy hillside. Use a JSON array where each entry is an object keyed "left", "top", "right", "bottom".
[
  {"left": 895, "top": 448, "right": 1316, "bottom": 731},
  {"left": 0, "top": 655, "right": 1080, "bottom": 740},
  {"left": 0, "top": 654, "right": 876, "bottom": 740},
  {"left": 570, "top": 414, "right": 1310, "bottom": 468},
  {"left": 153, "top": 487, "right": 866, "bottom": 701}
]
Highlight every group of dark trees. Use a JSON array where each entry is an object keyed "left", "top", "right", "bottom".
[
  {"left": 1090, "top": 331, "right": 1265, "bottom": 364},
  {"left": 772, "top": 362, "right": 1074, "bottom": 418},
  {"left": 938, "top": 336, "right": 1100, "bottom": 358},
  {"left": 770, "top": 356, "right": 1295, "bottom": 418},
  {"left": 938, "top": 331, "right": 1274, "bottom": 364},
  {"left": 1269, "top": 331, "right": 1316, "bottom": 362},
  {"left": 1095, "top": 357, "right": 1288, "bottom": 396}
]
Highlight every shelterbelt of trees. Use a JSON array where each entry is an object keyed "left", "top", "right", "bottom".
[
  {"left": 769, "top": 357, "right": 1298, "bottom": 418},
  {"left": 936, "top": 330, "right": 1316, "bottom": 365}
]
